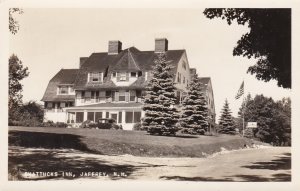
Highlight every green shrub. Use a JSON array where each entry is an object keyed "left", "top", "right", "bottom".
[
  {"left": 204, "top": 131, "right": 214, "bottom": 136},
  {"left": 55, "top": 122, "right": 68, "bottom": 128},
  {"left": 133, "top": 122, "right": 144, "bottom": 131}
]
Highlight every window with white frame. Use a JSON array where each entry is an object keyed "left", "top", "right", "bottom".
[
  {"left": 130, "top": 90, "right": 136, "bottom": 101},
  {"left": 89, "top": 72, "right": 102, "bottom": 82},
  {"left": 119, "top": 91, "right": 126, "bottom": 101},
  {"left": 119, "top": 72, "right": 127, "bottom": 81},
  {"left": 69, "top": 86, "right": 74, "bottom": 93}
]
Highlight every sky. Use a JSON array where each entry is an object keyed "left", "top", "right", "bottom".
[{"left": 9, "top": 8, "right": 291, "bottom": 119}]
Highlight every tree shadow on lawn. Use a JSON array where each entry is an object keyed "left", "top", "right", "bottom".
[
  {"left": 241, "top": 152, "right": 291, "bottom": 170},
  {"left": 9, "top": 130, "right": 98, "bottom": 154},
  {"left": 160, "top": 173, "right": 291, "bottom": 182},
  {"left": 147, "top": 133, "right": 199, "bottom": 139},
  {"left": 8, "top": 148, "right": 142, "bottom": 180},
  {"left": 160, "top": 152, "right": 291, "bottom": 182}
]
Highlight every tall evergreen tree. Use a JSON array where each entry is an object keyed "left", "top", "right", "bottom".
[
  {"left": 244, "top": 127, "right": 254, "bottom": 138},
  {"left": 142, "top": 53, "right": 179, "bottom": 135},
  {"left": 181, "top": 74, "right": 208, "bottom": 135},
  {"left": 218, "top": 99, "right": 236, "bottom": 134}
]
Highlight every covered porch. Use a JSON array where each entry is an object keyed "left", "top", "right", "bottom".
[{"left": 65, "top": 102, "right": 144, "bottom": 130}]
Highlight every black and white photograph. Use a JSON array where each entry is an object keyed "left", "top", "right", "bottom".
[{"left": 1, "top": 0, "right": 299, "bottom": 190}]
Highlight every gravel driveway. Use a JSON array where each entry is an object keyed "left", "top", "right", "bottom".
[{"left": 9, "top": 146, "right": 291, "bottom": 181}]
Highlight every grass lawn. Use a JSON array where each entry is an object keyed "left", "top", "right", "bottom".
[{"left": 9, "top": 126, "right": 266, "bottom": 157}]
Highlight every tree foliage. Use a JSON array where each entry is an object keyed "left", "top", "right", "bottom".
[
  {"left": 142, "top": 53, "right": 179, "bottom": 135},
  {"left": 9, "top": 8, "right": 23, "bottom": 35},
  {"left": 9, "top": 54, "right": 29, "bottom": 122},
  {"left": 203, "top": 8, "right": 291, "bottom": 88},
  {"left": 181, "top": 73, "right": 208, "bottom": 135},
  {"left": 218, "top": 99, "right": 236, "bottom": 134},
  {"left": 238, "top": 94, "right": 291, "bottom": 145},
  {"left": 9, "top": 101, "right": 46, "bottom": 127}
]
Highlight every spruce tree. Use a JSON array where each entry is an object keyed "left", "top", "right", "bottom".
[
  {"left": 181, "top": 74, "right": 208, "bottom": 135},
  {"left": 142, "top": 53, "right": 179, "bottom": 135},
  {"left": 244, "top": 127, "right": 254, "bottom": 138},
  {"left": 218, "top": 99, "right": 236, "bottom": 134}
]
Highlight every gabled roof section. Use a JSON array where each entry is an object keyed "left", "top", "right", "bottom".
[
  {"left": 41, "top": 69, "right": 78, "bottom": 102},
  {"left": 199, "top": 77, "right": 211, "bottom": 86},
  {"left": 50, "top": 69, "right": 78, "bottom": 84},
  {"left": 80, "top": 53, "right": 114, "bottom": 71},
  {"left": 110, "top": 47, "right": 141, "bottom": 71}
]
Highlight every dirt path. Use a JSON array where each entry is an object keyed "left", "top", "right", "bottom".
[{"left": 9, "top": 146, "right": 291, "bottom": 181}]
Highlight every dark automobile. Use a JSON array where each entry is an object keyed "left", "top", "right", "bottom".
[
  {"left": 80, "top": 118, "right": 122, "bottom": 130},
  {"left": 97, "top": 118, "right": 122, "bottom": 130}
]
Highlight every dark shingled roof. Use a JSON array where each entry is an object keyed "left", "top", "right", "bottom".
[
  {"left": 42, "top": 46, "right": 186, "bottom": 101},
  {"left": 74, "top": 47, "right": 185, "bottom": 90},
  {"left": 41, "top": 69, "right": 78, "bottom": 101}
]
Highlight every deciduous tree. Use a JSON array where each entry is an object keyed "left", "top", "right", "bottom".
[
  {"left": 203, "top": 8, "right": 291, "bottom": 88},
  {"left": 9, "top": 54, "right": 29, "bottom": 122}
]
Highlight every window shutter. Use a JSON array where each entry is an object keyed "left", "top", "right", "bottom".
[
  {"left": 76, "top": 92, "right": 81, "bottom": 99},
  {"left": 126, "top": 72, "right": 129, "bottom": 81},
  {"left": 125, "top": 92, "right": 129, "bottom": 102},
  {"left": 116, "top": 72, "right": 120, "bottom": 82},
  {"left": 115, "top": 92, "right": 119, "bottom": 102}
]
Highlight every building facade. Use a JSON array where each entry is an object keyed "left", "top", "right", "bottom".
[
  {"left": 200, "top": 77, "right": 216, "bottom": 132},
  {"left": 42, "top": 38, "right": 199, "bottom": 130}
]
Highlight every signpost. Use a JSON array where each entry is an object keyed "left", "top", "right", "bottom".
[{"left": 247, "top": 122, "right": 257, "bottom": 128}]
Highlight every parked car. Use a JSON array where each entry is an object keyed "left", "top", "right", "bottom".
[
  {"left": 97, "top": 118, "right": 122, "bottom": 130},
  {"left": 81, "top": 118, "right": 122, "bottom": 130}
]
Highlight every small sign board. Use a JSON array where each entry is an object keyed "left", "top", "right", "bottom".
[{"left": 247, "top": 122, "right": 257, "bottom": 128}]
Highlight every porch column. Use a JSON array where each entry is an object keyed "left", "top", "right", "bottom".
[
  {"left": 54, "top": 103, "right": 57, "bottom": 113},
  {"left": 65, "top": 111, "right": 69, "bottom": 123},
  {"left": 122, "top": 110, "right": 126, "bottom": 124},
  {"left": 141, "top": 110, "right": 145, "bottom": 118},
  {"left": 83, "top": 110, "right": 87, "bottom": 121}
]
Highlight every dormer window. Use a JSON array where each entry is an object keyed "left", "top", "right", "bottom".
[
  {"left": 88, "top": 72, "right": 102, "bottom": 82},
  {"left": 57, "top": 85, "right": 74, "bottom": 95},
  {"left": 119, "top": 72, "right": 127, "bottom": 81},
  {"left": 59, "top": 86, "right": 68, "bottom": 94}
]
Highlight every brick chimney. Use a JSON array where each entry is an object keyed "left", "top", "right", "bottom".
[
  {"left": 108, "top": 40, "right": 122, "bottom": 55},
  {"left": 155, "top": 38, "right": 168, "bottom": 53},
  {"left": 79, "top": 57, "right": 88, "bottom": 68}
]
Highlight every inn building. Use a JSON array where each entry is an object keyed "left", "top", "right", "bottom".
[{"left": 41, "top": 38, "right": 215, "bottom": 130}]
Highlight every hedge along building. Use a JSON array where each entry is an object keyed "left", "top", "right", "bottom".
[{"left": 42, "top": 38, "right": 205, "bottom": 130}]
